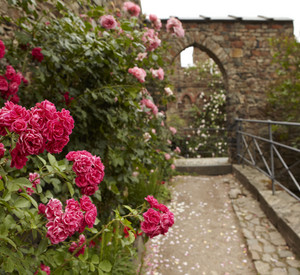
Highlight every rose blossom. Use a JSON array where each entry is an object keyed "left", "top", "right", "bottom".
[
  {"left": 38, "top": 203, "right": 46, "bottom": 215},
  {"left": 150, "top": 68, "right": 164, "bottom": 80},
  {"left": 69, "top": 234, "right": 86, "bottom": 257},
  {"left": 46, "top": 216, "right": 69, "bottom": 244},
  {"left": 85, "top": 206, "right": 97, "bottom": 228},
  {"left": 32, "top": 47, "right": 44, "bottom": 62},
  {"left": 100, "top": 15, "right": 117, "bottom": 29},
  {"left": 174, "top": 146, "right": 181, "bottom": 153},
  {"left": 45, "top": 198, "right": 63, "bottom": 221},
  {"left": 142, "top": 28, "right": 161, "bottom": 52},
  {"left": 34, "top": 263, "right": 50, "bottom": 275},
  {"left": 164, "top": 87, "right": 173, "bottom": 96},
  {"left": 128, "top": 67, "right": 146, "bottom": 83},
  {"left": 171, "top": 164, "right": 176, "bottom": 170},
  {"left": 149, "top": 14, "right": 162, "bottom": 30},
  {"left": 0, "top": 76, "right": 8, "bottom": 92},
  {"left": 169, "top": 126, "right": 177, "bottom": 135},
  {"left": 123, "top": 1, "right": 140, "bottom": 17},
  {"left": 135, "top": 52, "right": 147, "bottom": 61},
  {"left": 164, "top": 153, "right": 171, "bottom": 160},
  {"left": 166, "top": 17, "right": 185, "bottom": 38},
  {"left": 5, "top": 65, "right": 16, "bottom": 80},
  {"left": 80, "top": 195, "right": 94, "bottom": 211},
  {"left": 140, "top": 98, "right": 158, "bottom": 115},
  {"left": 0, "top": 40, "right": 5, "bottom": 59}
]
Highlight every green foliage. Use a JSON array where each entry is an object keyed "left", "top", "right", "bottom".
[
  {"left": 0, "top": 0, "right": 178, "bottom": 273},
  {"left": 267, "top": 36, "right": 300, "bottom": 122}
]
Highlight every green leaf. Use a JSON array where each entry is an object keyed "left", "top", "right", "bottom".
[
  {"left": 97, "top": 268, "right": 104, "bottom": 275},
  {"left": 0, "top": 236, "right": 17, "bottom": 249},
  {"left": 3, "top": 256, "right": 14, "bottom": 273},
  {"left": 48, "top": 153, "right": 58, "bottom": 167},
  {"left": 99, "top": 260, "right": 112, "bottom": 272},
  {"left": 37, "top": 155, "right": 47, "bottom": 165},
  {"left": 14, "top": 197, "right": 31, "bottom": 208},
  {"left": 0, "top": 180, "right": 4, "bottom": 191},
  {"left": 91, "top": 254, "right": 99, "bottom": 264},
  {"left": 90, "top": 263, "right": 95, "bottom": 272},
  {"left": 66, "top": 181, "right": 74, "bottom": 197},
  {"left": 20, "top": 193, "right": 38, "bottom": 208}
]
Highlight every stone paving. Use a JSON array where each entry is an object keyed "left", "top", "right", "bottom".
[{"left": 141, "top": 175, "right": 300, "bottom": 275}]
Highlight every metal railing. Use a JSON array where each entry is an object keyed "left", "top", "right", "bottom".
[{"left": 236, "top": 118, "right": 300, "bottom": 200}]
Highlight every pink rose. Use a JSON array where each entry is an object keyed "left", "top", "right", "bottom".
[
  {"left": 149, "top": 14, "right": 162, "bottom": 30},
  {"left": 128, "top": 67, "right": 146, "bottom": 83},
  {"left": 166, "top": 17, "right": 185, "bottom": 38},
  {"left": 123, "top": 1, "right": 140, "bottom": 17},
  {"left": 29, "top": 172, "right": 40, "bottom": 188},
  {"left": 169, "top": 126, "right": 177, "bottom": 135},
  {"left": 45, "top": 198, "right": 63, "bottom": 221},
  {"left": 84, "top": 207, "right": 97, "bottom": 228},
  {"left": 65, "top": 198, "right": 81, "bottom": 212},
  {"left": 45, "top": 137, "right": 69, "bottom": 154},
  {"left": 8, "top": 81, "right": 19, "bottom": 95},
  {"left": 85, "top": 168, "right": 103, "bottom": 184},
  {"left": 34, "top": 263, "right": 51, "bottom": 275},
  {"left": 80, "top": 195, "right": 94, "bottom": 211},
  {"left": 81, "top": 185, "right": 99, "bottom": 196},
  {"left": 11, "top": 72, "right": 22, "bottom": 85},
  {"left": 135, "top": 52, "right": 147, "bottom": 61},
  {"left": 19, "top": 128, "right": 45, "bottom": 155},
  {"left": 38, "top": 203, "right": 46, "bottom": 215},
  {"left": 0, "top": 143, "right": 5, "bottom": 158},
  {"left": 61, "top": 209, "right": 84, "bottom": 236},
  {"left": 150, "top": 68, "right": 164, "bottom": 80},
  {"left": 174, "top": 147, "right": 181, "bottom": 153},
  {"left": 75, "top": 174, "right": 89, "bottom": 188},
  {"left": 0, "top": 76, "right": 8, "bottom": 91},
  {"left": 142, "top": 28, "right": 161, "bottom": 52},
  {"left": 145, "top": 195, "right": 160, "bottom": 209},
  {"left": 32, "top": 47, "right": 44, "bottom": 62},
  {"left": 46, "top": 217, "right": 69, "bottom": 244},
  {"left": 164, "top": 153, "right": 171, "bottom": 160},
  {"left": 72, "top": 154, "right": 93, "bottom": 174},
  {"left": 0, "top": 40, "right": 5, "bottom": 59},
  {"left": 5, "top": 65, "right": 16, "bottom": 80},
  {"left": 171, "top": 164, "right": 176, "bottom": 170},
  {"left": 100, "top": 15, "right": 117, "bottom": 29},
  {"left": 10, "top": 144, "right": 28, "bottom": 169},
  {"left": 69, "top": 234, "right": 86, "bottom": 257},
  {"left": 10, "top": 94, "right": 20, "bottom": 104},
  {"left": 11, "top": 118, "right": 27, "bottom": 133}
]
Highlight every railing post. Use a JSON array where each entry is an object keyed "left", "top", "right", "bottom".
[
  {"left": 268, "top": 121, "right": 275, "bottom": 195},
  {"left": 236, "top": 119, "right": 242, "bottom": 164}
]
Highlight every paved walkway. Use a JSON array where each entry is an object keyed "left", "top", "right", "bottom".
[{"left": 141, "top": 175, "right": 300, "bottom": 275}]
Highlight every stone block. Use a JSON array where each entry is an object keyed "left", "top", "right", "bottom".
[{"left": 231, "top": 48, "right": 243, "bottom": 58}]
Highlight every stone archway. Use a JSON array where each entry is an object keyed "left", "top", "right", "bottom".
[{"left": 161, "top": 17, "right": 294, "bottom": 160}]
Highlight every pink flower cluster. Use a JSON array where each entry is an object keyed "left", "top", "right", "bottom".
[
  {"left": 142, "top": 28, "right": 161, "bottom": 52},
  {"left": 32, "top": 47, "right": 44, "bottom": 62},
  {"left": 166, "top": 17, "right": 185, "bottom": 38},
  {"left": 140, "top": 98, "right": 158, "bottom": 116},
  {"left": 69, "top": 234, "right": 86, "bottom": 257},
  {"left": 149, "top": 14, "right": 162, "bottom": 30},
  {"left": 128, "top": 67, "right": 146, "bottom": 83},
  {"left": 164, "top": 153, "right": 171, "bottom": 160},
  {"left": 34, "top": 263, "right": 50, "bottom": 275},
  {"left": 174, "top": 146, "right": 181, "bottom": 154},
  {"left": 0, "top": 65, "right": 28, "bottom": 103},
  {"left": 150, "top": 68, "right": 164, "bottom": 80},
  {"left": 40, "top": 196, "right": 97, "bottom": 244},
  {"left": 0, "top": 100, "right": 74, "bottom": 169},
  {"left": 141, "top": 196, "right": 174, "bottom": 238},
  {"left": 100, "top": 15, "right": 117, "bottom": 30},
  {"left": 66, "top": 150, "right": 105, "bottom": 196},
  {"left": 123, "top": 1, "right": 140, "bottom": 17}
]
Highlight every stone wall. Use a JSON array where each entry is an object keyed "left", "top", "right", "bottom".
[{"left": 160, "top": 18, "right": 294, "bottom": 160}]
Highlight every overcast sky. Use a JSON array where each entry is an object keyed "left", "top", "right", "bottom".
[{"left": 141, "top": 0, "right": 300, "bottom": 39}]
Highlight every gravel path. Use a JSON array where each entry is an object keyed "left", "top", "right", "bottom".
[{"left": 141, "top": 175, "right": 256, "bottom": 275}]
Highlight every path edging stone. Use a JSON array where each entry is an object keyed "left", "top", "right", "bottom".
[{"left": 233, "top": 164, "right": 300, "bottom": 257}]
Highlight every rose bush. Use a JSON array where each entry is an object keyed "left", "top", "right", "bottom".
[{"left": 0, "top": 0, "right": 185, "bottom": 273}]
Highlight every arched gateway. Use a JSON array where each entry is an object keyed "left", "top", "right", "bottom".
[{"left": 160, "top": 16, "right": 294, "bottom": 159}]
